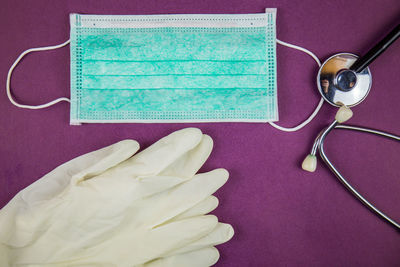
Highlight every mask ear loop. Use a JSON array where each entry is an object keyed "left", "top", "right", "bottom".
[
  {"left": 269, "top": 39, "right": 324, "bottom": 132},
  {"left": 6, "top": 39, "right": 71, "bottom": 109}
]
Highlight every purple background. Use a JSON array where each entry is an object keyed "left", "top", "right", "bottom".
[{"left": 1, "top": 0, "right": 400, "bottom": 266}]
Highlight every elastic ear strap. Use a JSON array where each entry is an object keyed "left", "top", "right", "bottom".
[
  {"left": 269, "top": 39, "right": 324, "bottom": 132},
  {"left": 6, "top": 39, "right": 71, "bottom": 109}
]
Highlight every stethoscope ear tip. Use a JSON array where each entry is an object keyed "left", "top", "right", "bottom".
[
  {"left": 335, "top": 105, "right": 353, "bottom": 123},
  {"left": 302, "top": 106, "right": 352, "bottom": 173},
  {"left": 302, "top": 154, "right": 317, "bottom": 172}
]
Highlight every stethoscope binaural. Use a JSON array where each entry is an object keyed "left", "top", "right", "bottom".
[{"left": 302, "top": 23, "right": 400, "bottom": 230}]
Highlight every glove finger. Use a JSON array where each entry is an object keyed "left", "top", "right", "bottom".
[
  {"left": 144, "top": 247, "right": 219, "bottom": 267},
  {"left": 169, "top": 196, "right": 218, "bottom": 222},
  {"left": 112, "top": 128, "right": 203, "bottom": 178},
  {"left": 163, "top": 223, "right": 234, "bottom": 257},
  {"left": 71, "top": 140, "right": 139, "bottom": 184},
  {"left": 159, "top": 134, "right": 213, "bottom": 178},
  {"left": 147, "top": 169, "right": 228, "bottom": 228},
  {"left": 2, "top": 139, "right": 139, "bottom": 213},
  {"left": 91, "top": 132, "right": 211, "bottom": 197},
  {"left": 144, "top": 215, "right": 218, "bottom": 261},
  {"left": 82, "top": 175, "right": 188, "bottom": 202}
]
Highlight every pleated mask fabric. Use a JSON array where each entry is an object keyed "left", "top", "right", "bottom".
[{"left": 69, "top": 9, "right": 277, "bottom": 124}]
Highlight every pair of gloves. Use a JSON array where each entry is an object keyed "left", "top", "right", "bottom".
[{"left": 0, "top": 128, "right": 234, "bottom": 266}]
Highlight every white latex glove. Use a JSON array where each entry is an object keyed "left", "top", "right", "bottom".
[
  {"left": 143, "top": 196, "right": 234, "bottom": 267},
  {"left": 144, "top": 247, "right": 221, "bottom": 267},
  {"left": 0, "top": 128, "right": 234, "bottom": 266}
]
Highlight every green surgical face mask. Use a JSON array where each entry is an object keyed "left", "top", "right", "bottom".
[{"left": 7, "top": 10, "right": 278, "bottom": 125}]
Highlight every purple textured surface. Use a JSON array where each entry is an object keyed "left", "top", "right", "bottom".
[{"left": 1, "top": 0, "right": 400, "bottom": 266}]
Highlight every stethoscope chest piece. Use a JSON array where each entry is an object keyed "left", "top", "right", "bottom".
[{"left": 317, "top": 53, "right": 372, "bottom": 107}]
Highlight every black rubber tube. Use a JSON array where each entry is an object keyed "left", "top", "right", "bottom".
[{"left": 350, "top": 23, "right": 400, "bottom": 73}]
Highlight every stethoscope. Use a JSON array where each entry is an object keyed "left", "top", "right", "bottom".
[{"left": 302, "top": 23, "right": 400, "bottom": 230}]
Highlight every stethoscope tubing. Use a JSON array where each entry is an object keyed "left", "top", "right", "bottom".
[
  {"left": 315, "top": 122, "right": 400, "bottom": 230},
  {"left": 350, "top": 23, "right": 400, "bottom": 73}
]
